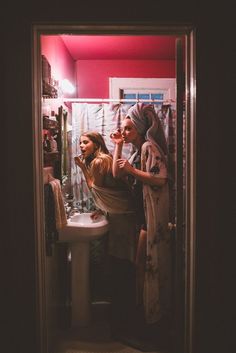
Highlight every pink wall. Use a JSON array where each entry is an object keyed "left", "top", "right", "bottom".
[
  {"left": 76, "top": 60, "right": 175, "bottom": 98},
  {"left": 41, "top": 35, "right": 77, "bottom": 98},
  {"left": 41, "top": 35, "right": 175, "bottom": 99}
]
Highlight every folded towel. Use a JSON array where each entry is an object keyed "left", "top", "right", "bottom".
[{"left": 49, "top": 179, "right": 67, "bottom": 230}]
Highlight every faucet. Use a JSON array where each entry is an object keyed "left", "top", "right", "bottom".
[
  {"left": 64, "top": 193, "right": 78, "bottom": 219},
  {"left": 65, "top": 203, "right": 72, "bottom": 219},
  {"left": 65, "top": 203, "right": 79, "bottom": 219}
]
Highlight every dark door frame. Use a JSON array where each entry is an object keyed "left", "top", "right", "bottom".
[{"left": 32, "top": 23, "right": 196, "bottom": 353}]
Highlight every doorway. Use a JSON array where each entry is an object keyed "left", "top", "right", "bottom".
[{"left": 32, "top": 24, "right": 196, "bottom": 353}]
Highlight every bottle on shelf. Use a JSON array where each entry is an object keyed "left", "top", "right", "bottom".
[
  {"left": 50, "top": 110, "right": 57, "bottom": 121},
  {"left": 43, "top": 133, "right": 51, "bottom": 152},
  {"left": 50, "top": 135, "right": 58, "bottom": 152}
]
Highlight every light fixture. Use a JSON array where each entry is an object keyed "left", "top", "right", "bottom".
[{"left": 60, "top": 79, "right": 75, "bottom": 94}]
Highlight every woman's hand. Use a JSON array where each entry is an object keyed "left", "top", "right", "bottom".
[
  {"left": 74, "top": 156, "right": 84, "bottom": 169},
  {"left": 110, "top": 129, "right": 123, "bottom": 145},
  {"left": 116, "top": 158, "right": 133, "bottom": 174},
  {"left": 90, "top": 209, "right": 104, "bottom": 220}
]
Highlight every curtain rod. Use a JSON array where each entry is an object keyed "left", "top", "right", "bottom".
[{"left": 62, "top": 98, "right": 175, "bottom": 104}]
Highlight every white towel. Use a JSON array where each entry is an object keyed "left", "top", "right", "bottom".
[{"left": 49, "top": 179, "right": 67, "bottom": 230}]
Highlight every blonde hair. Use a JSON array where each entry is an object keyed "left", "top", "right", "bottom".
[{"left": 80, "top": 131, "right": 112, "bottom": 175}]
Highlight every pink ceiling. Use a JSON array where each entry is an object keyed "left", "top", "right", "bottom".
[{"left": 60, "top": 35, "right": 178, "bottom": 60}]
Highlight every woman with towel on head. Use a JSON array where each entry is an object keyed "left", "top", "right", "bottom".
[
  {"left": 74, "top": 131, "right": 138, "bottom": 338},
  {"left": 111, "top": 103, "right": 172, "bottom": 342}
]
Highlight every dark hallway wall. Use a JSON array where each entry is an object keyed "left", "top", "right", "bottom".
[{"left": 2, "top": 1, "right": 233, "bottom": 353}]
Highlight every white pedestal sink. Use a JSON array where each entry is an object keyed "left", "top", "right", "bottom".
[{"left": 58, "top": 212, "right": 109, "bottom": 327}]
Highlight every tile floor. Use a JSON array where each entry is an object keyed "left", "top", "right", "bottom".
[{"left": 52, "top": 302, "right": 171, "bottom": 353}]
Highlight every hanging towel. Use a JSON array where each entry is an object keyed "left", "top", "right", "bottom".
[
  {"left": 49, "top": 179, "right": 67, "bottom": 230},
  {"left": 44, "top": 183, "right": 58, "bottom": 256}
]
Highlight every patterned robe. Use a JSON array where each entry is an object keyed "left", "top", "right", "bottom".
[{"left": 132, "top": 141, "right": 172, "bottom": 324}]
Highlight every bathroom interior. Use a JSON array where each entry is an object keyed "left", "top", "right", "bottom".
[{"left": 40, "top": 31, "right": 187, "bottom": 353}]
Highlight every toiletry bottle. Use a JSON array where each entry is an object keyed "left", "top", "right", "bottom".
[
  {"left": 50, "top": 110, "right": 56, "bottom": 121},
  {"left": 50, "top": 135, "right": 58, "bottom": 152},
  {"left": 43, "top": 133, "right": 51, "bottom": 152}
]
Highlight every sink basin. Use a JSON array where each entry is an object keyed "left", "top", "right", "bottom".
[{"left": 59, "top": 212, "right": 109, "bottom": 242}]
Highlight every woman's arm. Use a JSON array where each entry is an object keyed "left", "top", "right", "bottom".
[
  {"left": 110, "top": 130, "right": 126, "bottom": 178},
  {"left": 112, "top": 142, "right": 124, "bottom": 178},
  {"left": 116, "top": 142, "right": 167, "bottom": 187},
  {"left": 116, "top": 159, "right": 166, "bottom": 186},
  {"left": 129, "top": 164, "right": 166, "bottom": 186}
]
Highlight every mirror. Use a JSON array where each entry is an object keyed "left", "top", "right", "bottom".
[{"left": 33, "top": 24, "right": 196, "bottom": 353}]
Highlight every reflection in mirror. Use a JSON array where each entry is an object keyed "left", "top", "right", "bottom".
[{"left": 38, "top": 30, "right": 190, "bottom": 353}]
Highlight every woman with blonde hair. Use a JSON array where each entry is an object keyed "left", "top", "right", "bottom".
[{"left": 74, "top": 130, "right": 138, "bottom": 338}]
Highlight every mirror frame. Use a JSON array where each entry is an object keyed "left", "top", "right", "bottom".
[{"left": 32, "top": 23, "right": 196, "bottom": 353}]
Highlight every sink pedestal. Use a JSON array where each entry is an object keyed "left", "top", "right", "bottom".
[
  {"left": 70, "top": 241, "right": 90, "bottom": 327},
  {"left": 58, "top": 212, "right": 109, "bottom": 328}
]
